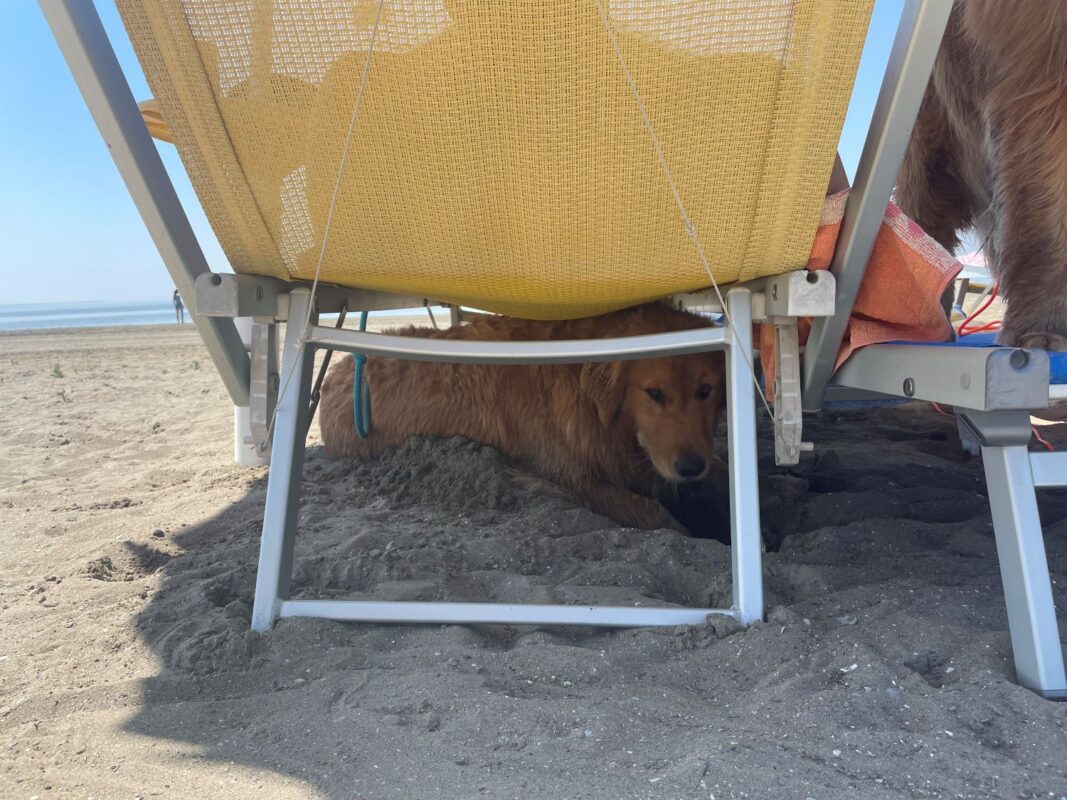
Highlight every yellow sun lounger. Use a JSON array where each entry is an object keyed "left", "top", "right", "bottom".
[
  {"left": 41, "top": 0, "right": 1066, "bottom": 698},
  {"left": 119, "top": 0, "right": 871, "bottom": 318}
]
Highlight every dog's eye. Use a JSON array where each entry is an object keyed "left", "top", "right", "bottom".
[
  {"left": 645, "top": 388, "right": 665, "bottom": 404},
  {"left": 697, "top": 384, "right": 713, "bottom": 399}
]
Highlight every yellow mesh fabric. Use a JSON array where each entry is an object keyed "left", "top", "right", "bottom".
[{"left": 118, "top": 0, "right": 873, "bottom": 319}]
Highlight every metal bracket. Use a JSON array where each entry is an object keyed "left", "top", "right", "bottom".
[
  {"left": 196, "top": 273, "right": 280, "bottom": 318},
  {"left": 757, "top": 271, "right": 836, "bottom": 319},
  {"left": 772, "top": 318, "right": 813, "bottom": 465},
  {"left": 956, "top": 409, "right": 1033, "bottom": 449},
  {"left": 249, "top": 322, "right": 279, "bottom": 455},
  {"left": 671, "top": 270, "right": 836, "bottom": 323}
]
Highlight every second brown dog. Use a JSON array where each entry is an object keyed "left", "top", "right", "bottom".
[{"left": 896, "top": 0, "right": 1067, "bottom": 348}]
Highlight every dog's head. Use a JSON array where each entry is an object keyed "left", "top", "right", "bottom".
[{"left": 581, "top": 351, "right": 726, "bottom": 483}]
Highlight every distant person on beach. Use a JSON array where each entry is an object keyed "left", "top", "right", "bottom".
[{"left": 173, "top": 289, "right": 185, "bottom": 324}]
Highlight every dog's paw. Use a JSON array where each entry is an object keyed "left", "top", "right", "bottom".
[{"left": 996, "top": 329, "right": 1067, "bottom": 351}]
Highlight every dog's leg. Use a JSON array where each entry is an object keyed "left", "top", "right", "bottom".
[
  {"left": 987, "top": 85, "right": 1067, "bottom": 350},
  {"left": 897, "top": 84, "right": 980, "bottom": 328},
  {"left": 582, "top": 483, "right": 686, "bottom": 532},
  {"left": 896, "top": 87, "right": 977, "bottom": 254},
  {"left": 509, "top": 469, "right": 684, "bottom": 532}
]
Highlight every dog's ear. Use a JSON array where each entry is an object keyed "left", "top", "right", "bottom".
[{"left": 579, "top": 361, "right": 623, "bottom": 426}]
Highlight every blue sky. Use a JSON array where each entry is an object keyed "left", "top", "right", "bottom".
[{"left": 1, "top": 0, "right": 905, "bottom": 305}]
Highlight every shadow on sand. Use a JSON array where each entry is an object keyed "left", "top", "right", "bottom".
[{"left": 118, "top": 409, "right": 1067, "bottom": 798}]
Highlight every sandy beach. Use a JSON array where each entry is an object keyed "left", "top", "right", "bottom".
[{"left": 2, "top": 322, "right": 1066, "bottom": 799}]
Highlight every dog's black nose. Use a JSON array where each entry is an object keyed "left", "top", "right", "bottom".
[{"left": 674, "top": 454, "right": 706, "bottom": 479}]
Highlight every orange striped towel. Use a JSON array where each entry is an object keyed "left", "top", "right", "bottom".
[{"left": 760, "top": 189, "right": 962, "bottom": 400}]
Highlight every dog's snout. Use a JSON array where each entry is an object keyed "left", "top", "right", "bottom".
[{"left": 674, "top": 454, "right": 706, "bottom": 480}]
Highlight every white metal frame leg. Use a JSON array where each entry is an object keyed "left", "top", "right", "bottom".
[
  {"left": 726, "top": 289, "right": 764, "bottom": 624},
  {"left": 981, "top": 444, "right": 1067, "bottom": 698},
  {"left": 251, "top": 290, "right": 315, "bottom": 632}
]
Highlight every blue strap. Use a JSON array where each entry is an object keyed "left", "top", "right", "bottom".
[{"left": 350, "top": 311, "right": 372, "bottom": 438}]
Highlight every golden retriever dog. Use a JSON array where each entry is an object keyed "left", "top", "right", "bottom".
[
  {"left": 319, "top": 303, "right": 726, "bottom": 532},
  {"left": 896, "top": 1, "right": 1067, "bottom": 349}
]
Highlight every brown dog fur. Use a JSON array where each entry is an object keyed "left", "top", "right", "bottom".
[
  {"left": 896, "top": 1, "right": 1067, "bottom": 349},
  {"left": 319, "top": 303, "right": 726, "bottom": 531}
]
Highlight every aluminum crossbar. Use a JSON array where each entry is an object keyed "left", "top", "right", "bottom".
[
  {"left": 279, "top": 600, "right": 733, "bottom": 627},
  {"left": 831, "top": 343, "right": 1049, "bottom": 411},
  {"left": 308, "top": 325, "right": 728, "bottom": 364},
  {"left": 1029, "top": 452, "right": 1067, "bottom": 489}
]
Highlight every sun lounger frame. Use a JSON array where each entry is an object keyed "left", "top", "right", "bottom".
[{"left": 41, "top": 0, "right": 1066, "bottom": 698}]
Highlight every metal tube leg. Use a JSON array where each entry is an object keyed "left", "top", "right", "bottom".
[
  {"left": 801, "top": 0, "right": 954, "bottom": 409},
  {"left": 251, "top": 290, "right": 315, "bottom": 632},
  {"left": 982, "top": 444, "right": 1067, "bottom": 698},
  {"left": 726, "top": 289, "right": 764, "bottom": 624},
  {"left": 39, "top": 0, "right": 251, "bottom": 406}
]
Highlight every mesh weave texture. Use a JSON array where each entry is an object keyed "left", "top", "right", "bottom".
[{"left": 119, "top": 0, "right": 873, "bottom": 319}]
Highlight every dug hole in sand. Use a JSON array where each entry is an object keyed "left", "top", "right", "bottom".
[{"left": 1, "top": 325, "right": 1066, "bottom": 799}]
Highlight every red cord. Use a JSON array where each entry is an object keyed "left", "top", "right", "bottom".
[
  {"left": 1032, "top": 426, "right": 1055, "bottom": 452},
  {"left": 931, "top": 402, "right": 954, "bottom": 417},
  {"left": 958, "top": 281, "right": 1002, "bottom": 336}
]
